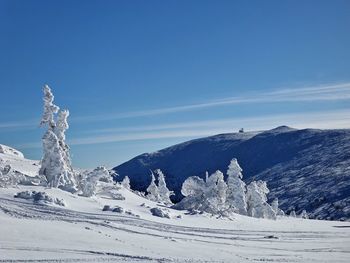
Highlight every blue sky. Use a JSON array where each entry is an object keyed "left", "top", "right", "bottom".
[{"left": 1, "top": 0, "right": 350, "bottom": 168}]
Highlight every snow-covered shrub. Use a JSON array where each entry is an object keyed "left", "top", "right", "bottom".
[
  {"left": 150, "top": 207, "right": 170, "bottom": 218},
  {"left": 79, "top": 166, "right": 116, "bottom": 197},
  {"left": 299, "top": 210, "right": 309, "bottom": 219},
  {"left": 0, "top": 163, "right": 24, "bottom": 187},
  {"left": 172, "top": 176, "right": 206, "bottom": 212},
  {"left": 14, "top": 191, "right": 66, "bottom": 206},
  {"left": 226, "top": 159, "right": 247, "bottom": 215},
  {"left": 289, "top": 210, "right": 296, "bottom": 217},
  {"left": 121, "top": 176, "right": 131, "bottom": 190},
  {"left": 181, "top": 176, "right": 207, "bottom": 197},
  {"left": 246, "top": 180, "right": 276, "bottom": 219},
  {"left": 39, "top": 85, "right": 77, "bottom": 192},
  {"left": 271, "top": 198, "right": 285, "bottom": 216},
  {"left": 174, "top": 171, "right": 229, "bottom": 216}
]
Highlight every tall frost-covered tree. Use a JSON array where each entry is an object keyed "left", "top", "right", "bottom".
[
  {"left": 225, "top": 158, "right": 247, "bottom": 215},
  {"left": 155, "top": 169, "right": 174, "bottom": 204},
  {"left": 54, "top": 110, "right": 75, "bottom": 181},
  {"left": 206, "top": 170, "right": 228, "bottom": 214},
  {"left": 39, "top": 85, "right": 77, "bottom": 192},
  {"left": 146, "top": 172, "right": 160, "bottom": 202},
  {"left": 40, "top": 85, "right": 59, "bottom": 129},
  {"left": 246, "top": 180, "right": 276, "bottom": 219}
]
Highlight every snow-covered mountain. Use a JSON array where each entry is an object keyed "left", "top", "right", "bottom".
[{"left": 114, "top": 126, "right": 350, "bottom": 220}]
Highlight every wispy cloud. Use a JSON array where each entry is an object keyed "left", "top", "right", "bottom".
[
  {"left": 17, "top": 109, "right": 350, "bottom": 149},
  {"left": 2, "top": 82, "right": 350, "bottom": 129},
  {"left": 71, "top": 82, "right": 350, "bottom": 123},
  {"left": 0, "top": 119, "right": 37, "bottom": 131}
]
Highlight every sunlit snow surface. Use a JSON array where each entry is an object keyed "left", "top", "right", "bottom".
[
  {"left": 0, "top": 145, "right": 39, "bottom": 178},
  {"left": 1, "top": 185, "right": 350, "bottom": 263}
]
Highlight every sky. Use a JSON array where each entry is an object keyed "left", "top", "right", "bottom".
[{"left": 1, "top": 0, "right": 350, "bottom": 168}]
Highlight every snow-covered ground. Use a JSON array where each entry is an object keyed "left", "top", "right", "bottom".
[
  {"left": 1, "top": 185, "right": 350, "bottom": 263},
  {"left": 1, "top": 145, "right": 350, "bottom": 262},
  {"left": 0, "top": 144, "right": 39, "bottom": 178}
]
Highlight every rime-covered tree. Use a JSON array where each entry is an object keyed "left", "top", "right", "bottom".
[
  {"left": 174, "top": 171, "right": 228, "bottom": 215},
  {"left": 225, "top": 158, "right": 247, "bottom": 215},
  {"left": 155, "top": 169, "right": 174, "bottom": 204},
  {"left": 39, "top": 85, "right": 77, "bottom": 192},
  {"left": 174, "top": 159, "right": 280, "bottom": 219},
  {"left": 173, "top": 175, "right": 207, "bottom": 212},
  {"left": 146, "top": 172, "right": 160, "bottom": 202},
  {"left": 40, "top": 85, "right": 59, "bottom": 129},
  {"left": 80, "top": 166, "right": 111, "bottom": 197},
  {"left": 54, "top": 110, "right": 76, "bottom": 186},
  {"left": 121, "top": 176, "right": 131, "bottom": 190},
  {"left": 206, "top": 170, "right": 228, "bottom": 213},
  {"left": 246, "top": 180, "right": 276, "bottom": 219},
  {"left": 271, "top": 198, "right": 285, "bottom": 216}
]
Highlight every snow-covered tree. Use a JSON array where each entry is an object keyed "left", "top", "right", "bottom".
[
  {"left": 174, "top": 171, "right": 228, "bottom": 215},
  {"left": 40, "top": 85, "right": 59, "bottom": 129},
  {"left": 206, "top": 170, "right": 228, "bottom": 214},
  {"left": 155, "top": 169, "right": 174, "bottom": 204},
  {"left": 80, "top": 166, "right": 111, "bottom": 197},
  {"left": 246, "top": 180, "right": 276, "bottom": 219},
  {"left": 174, "top": 158, "right": 280, "bottom": 220},
  {"left": 121, "top": 176, "right": 131, "bottom": 190},
  {"left": 39, "top": 85, "right": 77, "bottom": 192},
  {"left": 181, "top": 176, "right": 206, "bottom": 197},
  {"left": 54, "top": 110, "right": 76, "bottom": 185},
  {"left": 225, "top": 158, "right": 247, "bottom": 215},
  {"left": 146, "top": 172, "right": 160, "bottom": 202},
  {"left": 173, "top": 175, "right": 207, "bottom": 212}
]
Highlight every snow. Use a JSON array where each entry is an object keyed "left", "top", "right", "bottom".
[
  {"left": 0, "top": 145, "right": 39, "bottom": 178},
  {"left": 0, "top": 144, "right": 24, "bottom": 158},
  {"left": 0, "top": 184, "right": 350, "bottom": 262}
]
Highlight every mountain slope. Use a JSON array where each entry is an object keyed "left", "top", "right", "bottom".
[
  {"left": 113, "top": 126, "right": 350, "bottom": 220},
  {"left": 0, "top": 144, "right": 40, "bottom": 178}
]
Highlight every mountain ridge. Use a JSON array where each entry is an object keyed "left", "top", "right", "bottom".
[{"left": 113, "top": 126, "right": 350, "bottom": 220}]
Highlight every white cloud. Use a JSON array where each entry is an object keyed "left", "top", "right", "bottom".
[
  {"left": 17, "top": 109, "right": 350, "bottom": 148},
  {"left": 71, "top": 82, "right": 350, "bottom": 122},
  {"left": 0, "top": 119, "right": 37, "bottom": 130},
  {"left": 3, "top": 82, "right": 350, "bottom": 129}
]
